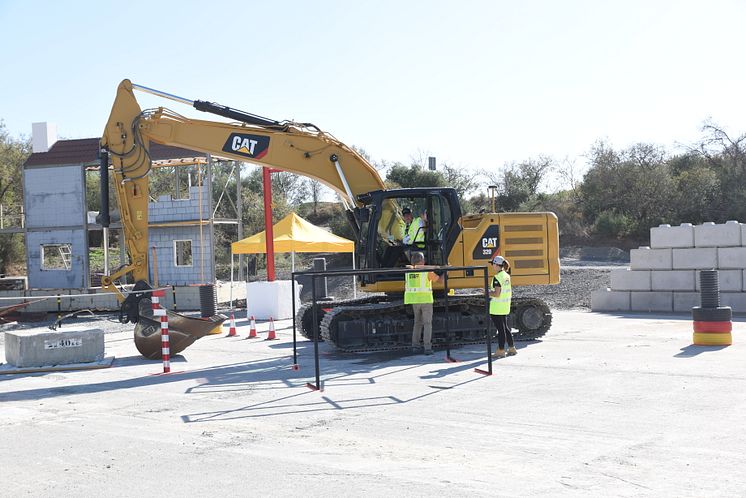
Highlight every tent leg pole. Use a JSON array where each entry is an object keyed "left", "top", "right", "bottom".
[{"left": 230, "top": 254, "right": 234, "bottom": 311}]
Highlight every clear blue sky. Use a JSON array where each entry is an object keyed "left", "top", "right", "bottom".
[{"left": 2, "top": 0, "right": 744, "bottom": 184}]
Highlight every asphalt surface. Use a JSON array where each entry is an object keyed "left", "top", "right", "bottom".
[{"left": 1, "top": 310, "right": 744, "bottom": 497}]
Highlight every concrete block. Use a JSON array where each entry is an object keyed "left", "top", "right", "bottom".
[
  {"left": 717, "top": 247, "right": 746, "bottom": 269},
  {"left": 673, "top": 292, "right": 700, "bottom": 312},
  {"left": 611, "top": 269, "right": 651, "bottom": 291},
  {"left": 694, "top": 269, "right": 743, "bottom": 292},
  {"left": 630, "top": 247, "right": 672, "bottom": 270},
  {"left": 4, "top": 327, "right": 104, "bottom": 367},
  {"left": 650, "top": 223, "right": 695, "bottom": 249},
  {"left": 672, "top": 247, "right": 717, "bottom": 270},
  {"left": 246, "top": 280, "right": 303, "bottom": 319},
  {"left": 651, "top": 270, "right": 695, "bottom": 291},
  {"left": 591, "top": 290, "right": 630, "bottom": 311},
  {"left": 695, "top": 221, "right": 742, "bottom": 248},
  {"left": 720, "top": 292, "right": 746, "bottom": 312},
  {"left": 630, "top": 291, "right": 673, "bottom": 312}
]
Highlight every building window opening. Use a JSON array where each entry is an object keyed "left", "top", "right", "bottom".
[
  {"left": 174, "top": 240, "right": 193, "bottom": 267},
  {"left": 41, "top": 243, "right": 73, "bottom": 270}
]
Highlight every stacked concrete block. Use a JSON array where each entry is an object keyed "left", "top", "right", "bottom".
[{"left": 593, "top": 221, "right": 746, "bottom": 313}]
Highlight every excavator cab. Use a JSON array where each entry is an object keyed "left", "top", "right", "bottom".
[{"left": 356, "top": 187, "right": 462, "bottom": 284}]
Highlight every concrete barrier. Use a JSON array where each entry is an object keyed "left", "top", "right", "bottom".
[
  {"left": 717, "top": 247, "right": 746, "bottom": 269},
  {"left": 651, "top": 270, "right": 695, "bottom": 291},
  {"left": 650, "top": 223, "right": 694, "bottom": 249},
  {"left": 673, "top": 292, "right": 700, "bottom": 312},
  {"left": 630, "top": 247, "right": 672, "bottom": 270},
  {"left": 671, "top": 247, "right": 717, "bottom": 270},
  {"left": 694, "top": 269, "right": 742, "bottom": 292},
  {"left": 4, "top": 327, "right": 104, "bottom": 367},
  {"left": 611, "top": 269, "right": 651, "bottom": 291},
  {"left": 591, "top": 290, "right": 630, "bottom": 311},
  {"left": 721, "top": 293, "right": 746, "bottom": 312},
  {"left": 630, "top": 291, "right": 673, "bottom": 312},
  {"left": 695, "top": 221, "right": 743, "bottom": 248}
]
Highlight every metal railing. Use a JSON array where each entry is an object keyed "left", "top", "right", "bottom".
[{"left": 291, "top": 265, "right": 495, "bottom": 391}]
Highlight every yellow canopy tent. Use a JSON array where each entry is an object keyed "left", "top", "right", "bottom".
[
  {"left": 230, "top": 212, "right": 356, "bottom": 303},
  {"left": 232, "top": 212, "right": 354, "bottom": 257}
]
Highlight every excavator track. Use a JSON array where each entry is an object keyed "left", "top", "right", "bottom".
[
  {"left": 302, "top": 295, "right": 552, "bottom": 352},
  {"left": 295, "top": 296, "right": 388, "bottom": 340}
]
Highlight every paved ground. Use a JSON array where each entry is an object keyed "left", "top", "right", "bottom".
[{"left": 1, "top": 311, "right": 744, "bottom": 497}]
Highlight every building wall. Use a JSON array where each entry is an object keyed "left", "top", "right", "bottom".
[
  {"left": 24, "top": 165, "right": 88, "bottom": 288},
  {"left": 149, "top": 226, "right": 214, "bottom": 285},
  {"left": 148, "top": 184, "right": 214, "bottom": 285},
  {"left": 24, "top": 165, "right": 85, "bottom": 228}
]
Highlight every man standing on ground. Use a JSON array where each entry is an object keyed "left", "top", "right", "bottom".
[{"left": 405, "top": 251, "right": 442, "bottom": 355}]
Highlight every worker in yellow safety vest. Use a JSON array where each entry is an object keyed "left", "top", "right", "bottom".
[
  {"left": 401, "top": 207, "right": 426, "bottom": 248},
  {"left": 489, "top": 255, "right": 517, "bottom": 358},
  {"left": 404, "top": 251, "right": 442, "bottom": 355}
]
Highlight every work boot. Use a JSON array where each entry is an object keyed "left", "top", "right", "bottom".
[
  {"left": 493, "top": 349, "right": 506, "bottom": 358},
  {"left": 507, "top": 346, "right": 518, "bottom": 356},
  {"left": 424, "top": 349, "right": 433, "bottom": 356}
]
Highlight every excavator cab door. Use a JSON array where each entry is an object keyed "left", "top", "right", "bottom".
[{"left": 360, "top": 188, "right": 461, "bottom": 283}]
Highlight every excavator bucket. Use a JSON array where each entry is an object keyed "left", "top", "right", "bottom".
[{"left": 133, "top": 298, "right": 226, "bottom": 360}]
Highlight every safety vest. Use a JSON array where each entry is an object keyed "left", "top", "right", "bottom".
[
  {"left": 404, "top": 217, "right": 425, "bottom": 246},
  {"left": 404, "top": 270, "right": 433, "bottom": 304},
  {"left": 489, "top": 270, "right": 512, "bottom": 315}
]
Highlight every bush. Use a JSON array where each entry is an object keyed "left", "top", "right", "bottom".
[{"left": 593, "top": 210, "right": 633, "bottom": 239}]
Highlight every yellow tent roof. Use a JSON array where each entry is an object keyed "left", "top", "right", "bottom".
[{"left": 231, "top": 212, "right": 354, "bottom": 254}]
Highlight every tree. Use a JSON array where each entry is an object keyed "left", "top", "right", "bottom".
[
  {"left": 0, "top": 121, "right": 31, "bottom": 273},
  {"left": 480, "top": 156, "right": 554, "bottom": 212},
  {"left": 580, "top": 141, "right": 675, "bottom": 239}
]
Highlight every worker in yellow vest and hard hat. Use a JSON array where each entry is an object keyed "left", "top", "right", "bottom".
[
  {"left": 405, "top": 251, "right": 442, "bottom": 355},
  {"left": 401, "top": 207, "right": 426, "bottom": 249},
  {"left": 490, "top": 255, "right": 517, "bottom": 358}
]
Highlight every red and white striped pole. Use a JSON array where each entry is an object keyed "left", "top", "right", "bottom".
[{"left": 151, "top": 289, "right": 170, "bottom": 374}]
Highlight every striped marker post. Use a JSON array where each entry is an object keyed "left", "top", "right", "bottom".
[{"left": 151, "top": 289, "right": 171, "bottom": 374}]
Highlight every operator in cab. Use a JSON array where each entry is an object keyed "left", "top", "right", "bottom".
[{"left": 401, "top": 207, "right": 426, "bottom": 249}]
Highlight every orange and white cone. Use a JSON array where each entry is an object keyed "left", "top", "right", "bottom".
[
  {"left": 246, "top": 315, "right": 259, "bottom": 339},
  {"left": 227, "top": 312, "right": 237, "bottom": 337},
  {"left": 265, "top": 317, "right": 278, "bottom": 340}
]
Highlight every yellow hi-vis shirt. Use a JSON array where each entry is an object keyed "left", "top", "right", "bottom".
[
  {"left": 489, "top": 270, "right": 512, "bottom": 315},
  {"left": 404, "top": 271, "right": 434, "bottom": 304},
  {"left": 404, "top": 217, "right": 425, "bottom": 247}
]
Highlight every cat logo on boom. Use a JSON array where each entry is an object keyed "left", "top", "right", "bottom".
[{"left": 222, "top": 133, "right": 270, "bottom": 159}]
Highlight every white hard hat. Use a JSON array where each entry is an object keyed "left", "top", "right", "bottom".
[{"left": 492, "top": 255, "right": 505, "bottom": 265}]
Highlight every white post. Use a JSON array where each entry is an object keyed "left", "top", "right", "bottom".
[
  {"left": 0, "top": 204, "right": 3, "bottom": 229},
  {"left": 230, "top": 253, "right": 234, "bottom": 310},
  {"left": 352, "top": 249, "right": 357, "bottom": 299},
  {"left": 291, "top": 251, "right": 295, "bottom": 273},
  {"left": 102, "top": 227, "right": 110, "bottom": 276}
]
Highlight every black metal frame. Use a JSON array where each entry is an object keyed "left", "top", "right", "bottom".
[{"left": 291, "top": 265, "right": 493, "bottom": 391}]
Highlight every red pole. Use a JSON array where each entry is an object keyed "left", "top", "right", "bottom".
[{"left": 262, "top": 166, "right": 276, "bottom": 282}]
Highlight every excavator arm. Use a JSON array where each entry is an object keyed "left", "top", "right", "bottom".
[{"left": 100, "top": 79, "right": 385, "bottom": 297}]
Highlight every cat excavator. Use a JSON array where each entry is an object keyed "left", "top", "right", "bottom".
[{"left": 100, "top": 79, "right": 560, "bottom": 355}]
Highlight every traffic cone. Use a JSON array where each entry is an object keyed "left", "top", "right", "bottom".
[
  {"left": 246, "top": 315, "right": 259, "bottom": 339},
  {"left": 227, "top": 312, "right": 237, "bottom": 337},
  {"left": 265, "top": 317, "right": 278, "bottom": 340}
]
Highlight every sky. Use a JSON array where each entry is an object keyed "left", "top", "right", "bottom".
[{"left": 2, "top": 0, "right": 745, "bottom": 189}]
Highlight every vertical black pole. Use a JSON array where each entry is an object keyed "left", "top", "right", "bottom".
[
  {"left": 312, "top": 277, "right": 321, "bottom": 390},
  {"left": 484, "top": 268, "right": 492, "bottom": 375},
  {"left": 57, "top": 294, "right": 62, "bottom": 328},
  {"left": 171, "top": 285, "right": 177, "bottom": 312},
  {"left": 291, "top": 272, "right": 298, "bottom": 368},
  {"left": 444, "top": 270, "right": 451, "bottom": 360}
]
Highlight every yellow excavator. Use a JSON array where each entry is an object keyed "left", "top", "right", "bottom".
[{"left": 100, "top": 79, "right": 560, "bottom": 354}]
